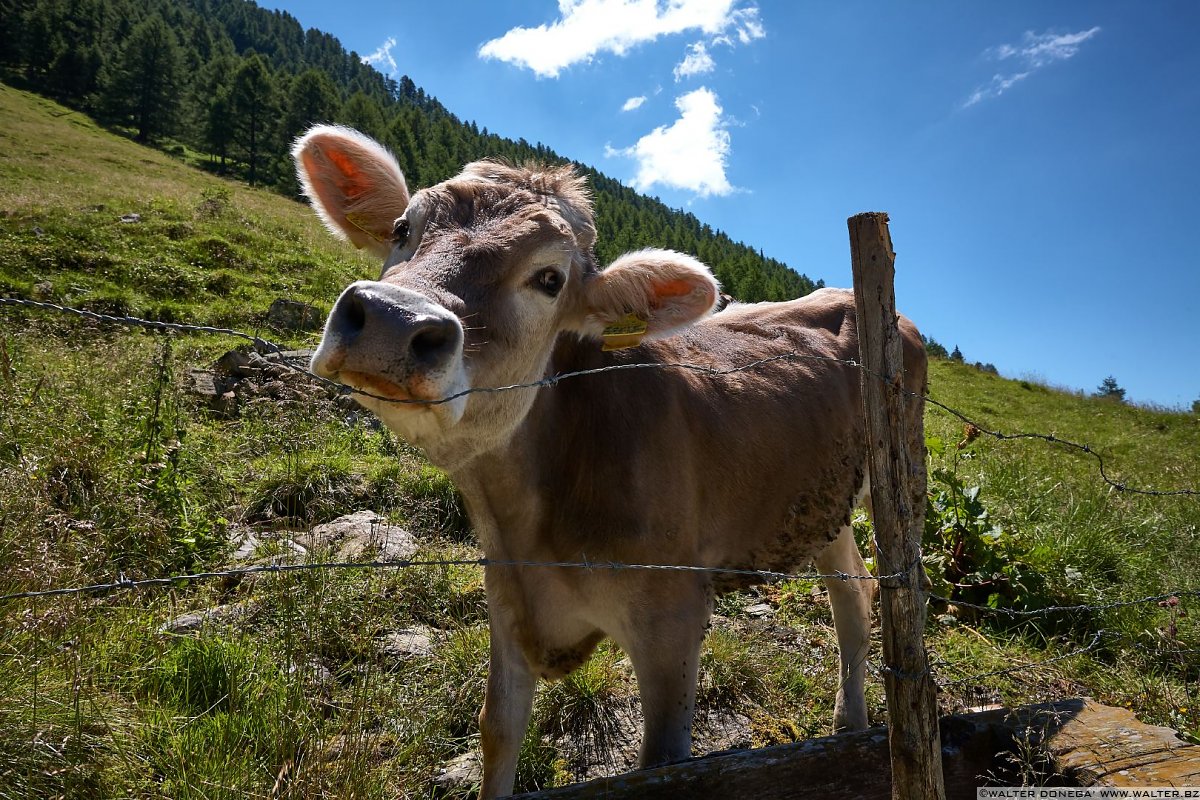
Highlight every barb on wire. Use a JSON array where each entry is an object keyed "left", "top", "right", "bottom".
[
  {"left": 0, "top": 558, "right": 898, "bottom": 604},
  {"left": 3, "top": 295, "right": 1198, "bottom": 497}
]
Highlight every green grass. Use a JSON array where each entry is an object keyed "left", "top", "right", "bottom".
[{"left": 1, "top": 82, "right": 1198, "bottom": 797}]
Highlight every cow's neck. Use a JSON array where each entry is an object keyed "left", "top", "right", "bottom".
[{"left": 436, "top": 334, "right": 608, "bottom": 561}]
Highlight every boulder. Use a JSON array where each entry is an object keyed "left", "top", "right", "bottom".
[
  {"left": 267, "top": 298, "right": 323, "bottom": 332},
  {"left": 296, "top": 511, "right": 418, "bottom": 561}
]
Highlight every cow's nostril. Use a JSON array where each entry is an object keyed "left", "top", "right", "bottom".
[
  {"left": 342, "top": 291, "right": 366, "bottom": 333},
  {"left": 410, "top": 321, "right": 458, "bottom": 366}
]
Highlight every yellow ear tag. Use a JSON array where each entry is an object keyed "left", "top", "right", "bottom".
[
  {"left": 344, "top": 212, "right": 387, "bottom": 245},
  {"left": 601, "top": 313, "right": 648, "bottom": 351}
]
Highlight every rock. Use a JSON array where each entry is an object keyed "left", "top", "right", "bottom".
[
  {"left": 297, "top": 511, "right": 417, "bottom": 561},
  {"left": 188, "top": 368, "right": 224, "bottom": 400},
  {"left": 32, "top": 281, "right": 54, "bottom": 300},
  {"left": 119, "top": 213, "right": 141, "bottom": 223},
  {"left": 695, "top": 709, "right": 754, "bottom": 754},
  {"left": 229, "top": 526, "right": 261, "bottom": 562},
  {"left": 187, "top": 369, "right": 239, "bottom": 416},
  {"left": 160, "top": 603, "right": 250, "bottom": 635},
  {"left": 434, "top": 750, "right": 483, "bottom": 792},
  {"left": 265, "top": 349, "right": 316, "bottom": 365},
  {"left": 288, "top": 659, "right": 335, "bottom": 691},
  {"left": 551, "top": 697, "right": 642, "bottom": 781},
  {"left": 378, "top": 627, "right": 436, "bottom": 661},
  {"left": 267, "top": 298, "right": 322, "bottom": 332},
  {"left": 228, "top": 525, "right": 308, "bottom": 564},
  {"left": 745, "top": 602, "right": 775, "bottom": 618},
  {"left": 216, "top": 349, "right": 255, "bottom": 377}
]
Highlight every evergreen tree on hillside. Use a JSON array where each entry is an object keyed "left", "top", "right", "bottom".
[
  {"left": 228, "top": 52, "right": 278, "bottom": 185},
  {"left": 103, "top": 14, "right": 183, "bottom": 142},
  {"left": 283, "top": 68, "right": 340, "bottom": 138},
  {"left": 192, "top": 53, "right": 237, "bottom": 167},
  {"left": 1095, "top": 376, "right": 1126, "bottom": 403},
  {"left": 337, "top": 91, "right": 387, "bottom": 143}
]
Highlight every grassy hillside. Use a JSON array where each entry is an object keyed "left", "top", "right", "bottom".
[
  {"left": 1, "top": 84, "right": 1198, "bottom": 798},
  {"left": 0, "top": 83, "right": 379, "bottom": 328}
]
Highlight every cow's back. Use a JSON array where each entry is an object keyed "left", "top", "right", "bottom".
[{"left": 519, "top": 288, "right": 926, "bottom": 579}]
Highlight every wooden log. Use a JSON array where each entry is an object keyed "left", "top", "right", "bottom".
[
  {"left": 1012, "top": 698, "right": 1200, "bottom": 786},
  {"left": 511, "top": 699, "right": 1200, "bottom": 799},
  {"left": 849, "top": 212, "right": 945, "bottom": 800}
]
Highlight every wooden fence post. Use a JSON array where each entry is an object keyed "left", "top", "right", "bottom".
[{"left": 848, "top": 212, "right": 945, "bottom": 800}]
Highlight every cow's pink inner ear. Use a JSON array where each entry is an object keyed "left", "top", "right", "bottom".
[
  {"left": 293, "top": 127, "right": 409, "bottom": 257},
  {"left": 645, "top": 275, "right": 718, "bottom": 332},
  {"left": 581, "top": 250, "right": 720, "bottom": 341}
]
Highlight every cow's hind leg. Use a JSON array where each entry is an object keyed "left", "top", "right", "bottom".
[{"left": 815, "top": 523, "right": 872, "bottom": 731}]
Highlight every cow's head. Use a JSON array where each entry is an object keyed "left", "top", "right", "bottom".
[{"left": 294, "top": 126, "right": 719, "bottom": 463}]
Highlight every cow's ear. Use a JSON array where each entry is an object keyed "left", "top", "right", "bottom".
[
  {"left": 292, "top": 125, "right": 410, "bottom": 258},
  {"left": 578, "top": 249, "right": 719, "bottom": 349}
]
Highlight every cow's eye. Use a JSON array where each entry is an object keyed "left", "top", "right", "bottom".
[
  {"left": 391, "top": 218, "right": 410, "bottom": 246},
  {"left": 535, "top": 268, "right": 564, "bottom": 298}
]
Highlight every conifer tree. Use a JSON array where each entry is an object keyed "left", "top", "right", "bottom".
[
  {"left": 1095, "top": 376, "right": 1126, "bottom": 403},
  {"left": 103, "top": 14, "right": 183, "bottom": 143},
  {"left": 228, "top": 52, "right": 278, "bottom": 185}
]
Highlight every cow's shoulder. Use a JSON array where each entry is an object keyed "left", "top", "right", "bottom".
[{"left": 688, "top": 288, "right": 858, "bottom": 358}]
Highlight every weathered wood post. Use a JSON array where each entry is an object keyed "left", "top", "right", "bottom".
[{"left": 848, "top": 212, "right": 945, "bottom": 800}]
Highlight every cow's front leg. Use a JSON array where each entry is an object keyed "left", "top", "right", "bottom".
[
  {"left": 478, "top": 615, "right": 536, "bottom": 799},
  {"left": 616, "top": 579, "right": 711, "bottom": 768}
]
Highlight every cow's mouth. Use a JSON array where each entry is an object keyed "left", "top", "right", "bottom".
[{"left": 340, "top": 370, "right": 428, "bottom": 406}]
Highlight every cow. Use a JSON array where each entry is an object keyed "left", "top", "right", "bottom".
[{"left": 292, "top": 125, "right": 927, "bottom": 799}]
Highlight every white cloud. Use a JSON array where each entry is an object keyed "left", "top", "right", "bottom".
[
  {"left": 965, "top": 26, "right": 1100, "bottom": 107},
  {"left": 607, "top": 87, "right": 733, "bottom": 197},
  {"left": 622, "top": 95, "right": 647, "bottom": 111},
  {"left": 673, "top": 41, "right": 715, "bottom": 81},
  {"left": 479, "top": 0, "right": 762, "bottom": 78},
  {"left": 362, "top": 36, "right": 398, "bottom": 75},
  {"left": 731, "top": 6, "right": 765, "bottom": 44}
]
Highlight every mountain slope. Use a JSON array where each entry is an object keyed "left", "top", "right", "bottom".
[{"left": 0, "top": 0, "right": 819, "bottom": 302}]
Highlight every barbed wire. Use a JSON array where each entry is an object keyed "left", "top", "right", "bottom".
[
  {"left": 0, "top": 297, "right": 280, "bottom": 351},
  {"left": 0, "top": 557, "right": 902, "bottom": 604},
  {"left": 3, "top": 296, "right": 1196, "bottom": 498},
  {"left": 926, "top": 589, "right": 1200, "bottom": 619},
  {"left": 922, "top": 395, "right": 1200, "bottom": 498},
  {"left": 935, "top": 628, "right": 1112, "bottom": 688}
]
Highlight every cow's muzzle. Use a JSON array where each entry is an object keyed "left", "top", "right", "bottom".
[{"left": 311, "top": 281, "right": 464, "bottom": 404}]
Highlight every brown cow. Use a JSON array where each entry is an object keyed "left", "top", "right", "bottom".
[{"left": 293, "top": 125, "right": 927, "bottom": 799}]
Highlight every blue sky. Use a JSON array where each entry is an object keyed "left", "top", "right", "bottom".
[{"left": 270, "top": 1, "right": 1200, "bottom": 409}]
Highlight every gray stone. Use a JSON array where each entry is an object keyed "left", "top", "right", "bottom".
[
  {"left": 377, "top": 627, "right": 436, "bottom": 661},
  {"left": 119, "top": 213, "right": 141, "bottom": 223},
  {"left": 267, "top": 298, "right": 322, "bottom": 332},
  {"left": 229, "top": 526, "right": 260, "bottom": 563},
  {"left": 188, "top": 368, "right": 224, "bottom": 401},
  {"left": 745, "top": 602, "right": 775, "bottom": 618},
  {"left": 216, "top": 349, "right": 255, "bottom": 377},
  {"left": 160, "top": 604, "right": 250, "bottom": 635},
  {"left": 32, "top": 281, "right": 53, "bottom": 300},
  {"left": 434, "top": 750, "right": 483, "bottom": 792},
  {"left": 695, "top": 709, "right": 754, "bottom": 754},
  {"left": 298, "top": 511, "right": 417, "bottom": 561}
]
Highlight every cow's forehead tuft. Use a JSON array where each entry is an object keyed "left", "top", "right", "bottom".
[{"left": 415, "top": 160, "right": 596, "bottom": 253}]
